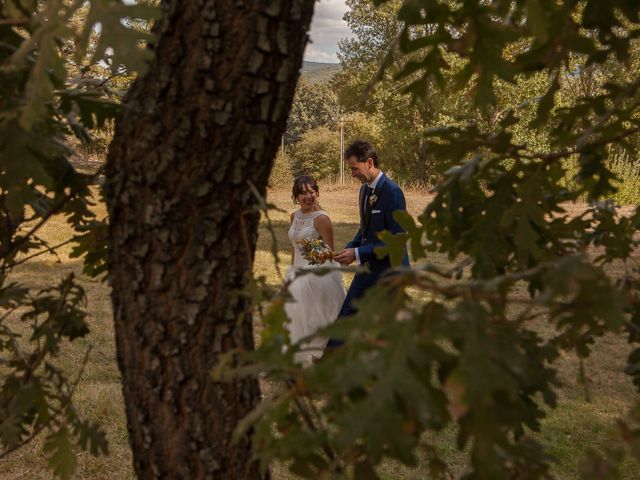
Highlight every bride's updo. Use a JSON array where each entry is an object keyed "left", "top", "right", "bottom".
[{"left": 291, "top": 175, "right": 319, "bottom": 203}]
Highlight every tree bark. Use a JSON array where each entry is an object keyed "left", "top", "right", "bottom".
[{"left": 105, "top": 1, "right": 314, "bottom": 478}]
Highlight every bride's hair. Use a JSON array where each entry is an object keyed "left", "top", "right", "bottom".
[{"left": 291, "top": 175, "right": 319, "bottom": 204}]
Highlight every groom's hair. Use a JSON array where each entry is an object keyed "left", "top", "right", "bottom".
[{"left": 344, "top": 140, "right": 378, "bottom": 167}]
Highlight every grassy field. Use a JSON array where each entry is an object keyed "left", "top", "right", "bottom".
[{"left": 1, "top": 184, "right": 637, "bottom": 479}]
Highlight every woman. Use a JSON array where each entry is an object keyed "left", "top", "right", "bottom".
[{"left": 284, "top": 175, "right": 345, "bottom": 365}]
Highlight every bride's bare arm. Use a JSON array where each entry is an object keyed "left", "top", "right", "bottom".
[
  {"left": 314, "top": 214, "right": 334, "bottom": 250},
  {"left": 290, "top": 212, "right": 295, "bottom": 263}
]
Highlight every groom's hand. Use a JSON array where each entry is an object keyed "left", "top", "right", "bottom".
[{"left": 334, "top": 248, "right": 356, "bottom": 265}]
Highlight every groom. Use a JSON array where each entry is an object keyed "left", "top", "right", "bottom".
[{"left": 329, "top": 140, "right": 409, "bottom": 347}]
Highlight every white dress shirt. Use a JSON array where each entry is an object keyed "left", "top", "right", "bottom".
[{"left": 355, "top": 171, "right": 384, "bottom": 264}]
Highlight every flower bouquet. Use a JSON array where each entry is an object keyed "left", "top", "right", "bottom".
[{"left": 297, "top": 238, "right": 336, "bottom": 265}]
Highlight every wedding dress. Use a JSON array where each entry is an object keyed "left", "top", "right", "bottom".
[{"left": 284, "top": 209, "right": 346, "bottom": 365}]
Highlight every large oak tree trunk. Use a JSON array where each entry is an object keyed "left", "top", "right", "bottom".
[{"left": 105, "top": 1, "right": 314, "bottom": 478}]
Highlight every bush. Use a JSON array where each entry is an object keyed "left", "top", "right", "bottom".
[
  {"left": 559, "top": 152, "right": 640, "bottom": 205},
  {"left": 609, "top": 153, "right": 640, "bottom": 205},
  {"left": 290, "top": 126, "right": 340, "bottom": 179},
  {"left": 269, "top": 149, "right": 294, "bottom": 188},
  {"left": 343, "top": 111, "right": 383, "bottom": 148}
]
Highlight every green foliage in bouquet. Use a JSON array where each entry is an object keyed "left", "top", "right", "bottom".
[{"left": 226, "top": 1, "right": 640, "bottom": 478}]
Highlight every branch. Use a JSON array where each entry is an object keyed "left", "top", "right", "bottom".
[
  {"left": 386, "top": 259, "right": 555, "bottom": 302},
  {"left": 526, "top": 77, "right": 640, "bottom": 164},
  {"left": 247, "top": 182, "right": 284, "bottom": 282},
  {"left": 0, "top": 18, "right": 29, "bottom": 26},
  {"left": 64, "top": 345, "right": 93, "bottom": 401},
  {"left": 0, "top": 323, "right": 27, "bottom": 365},
  {"left": 519, "top": 125, "right": 640, "bottom": 165},
  {"left": 416, "top": 257, "right": 474, "bottom": 280},
  {"left": 9, "top": 238, "right": 74, "bottom": 268},
  {"left": 290, "top": 387, "right": 342, "bottom": 471},
  {"left": 0, "top": 346, "right": 93, "bottom": 461},
  {"left": 0, "top": 165, "right": 104, "bottom": 263},
  {"left": 0, "top": 40, "right": 18, "bottom": 52}
]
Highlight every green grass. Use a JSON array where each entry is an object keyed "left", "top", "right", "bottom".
[{"left": 1, "top": 185, "right": 637, "bottom": 479}]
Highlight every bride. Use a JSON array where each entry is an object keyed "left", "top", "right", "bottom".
[{"left": 284, "top": 175, "right": 345, "bottom": 365}]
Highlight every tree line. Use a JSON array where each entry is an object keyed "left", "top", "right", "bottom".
[{"left": 281, "top": 0, "right": 640, "bottom": 204}]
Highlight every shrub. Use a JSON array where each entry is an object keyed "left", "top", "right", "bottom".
[
  {"left": 609, "top": 153, "right": 640, "bottom": 205},
  {"left": 290, "top": 126, "right": 340, "bottom": 179},
  {"left": 269, "top": 149, "right": 294, "bottom": 188},
  {"left": 343, "top": 111, "right": 383, "bottom": 148}
]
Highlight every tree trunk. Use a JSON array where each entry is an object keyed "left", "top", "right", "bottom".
[{"left": 105, "top": 1, "right": 314, "bottom": 478}]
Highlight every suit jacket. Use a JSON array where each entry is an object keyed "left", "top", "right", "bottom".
[{"left": 346, "top": 173, "right": 410, "bottom": 277}]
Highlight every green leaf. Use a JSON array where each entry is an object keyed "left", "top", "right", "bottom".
[
  {"left": 78, "top": 1, "right": 160, "bottom": 74},
  {"left": 44, "top": 428, "right": 77, "bottom": 480},
  {"left": 393, "top": 210, "right": 427, "bottom": 261},
  {"left": 354, "top": 459, "right": 380, "bottom": 480},
  {"left": 2, "top": 0, "right": 35, "bottom": 19},
  {"left": 526, "top": 0, "right": 549, "bottom": 43},
  {"left": 375, "top": 230, "right": 409, "bottom": 267},
  {"left": 70, "top": 220, "right": 109, "bottom": 280},
  {"left": 20, "top": 23, "right": 68, "bottom": 129},
  {"left": 59, "top": 93, "right": 122, "bottom": 130},
  {"left": 531, "top": 72, "right": 560, "bottom": 128}
]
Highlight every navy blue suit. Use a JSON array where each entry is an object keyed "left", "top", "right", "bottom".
[{"left": 331, "top": 174, "right": 409, "bottom": 339}]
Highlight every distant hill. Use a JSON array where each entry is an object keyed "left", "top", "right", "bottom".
[{"left": 300, "top": 61, "right": 341, "bottom": 84}]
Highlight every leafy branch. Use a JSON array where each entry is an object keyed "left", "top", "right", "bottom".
[
  {"left": 0, "top": 0, "right": 156, "bottom": 476},
  {"left": 234, "top": 1, "right": 640, "bottom": 478}
]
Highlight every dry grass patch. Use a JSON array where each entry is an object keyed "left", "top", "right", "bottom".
[{"left": 0, "top": 185, "right": 636, "bottom": 479}]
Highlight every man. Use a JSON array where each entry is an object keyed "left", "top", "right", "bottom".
[{"left": 328, "top": 140, "right": 409, "bottom": 347}]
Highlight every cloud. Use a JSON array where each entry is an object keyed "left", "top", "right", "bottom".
[
  {"left": 304, "top": 45, "right": 340, "bottom": 63},
  {"left": 304, "top": 0, "right": 352, "bottom": 63}
]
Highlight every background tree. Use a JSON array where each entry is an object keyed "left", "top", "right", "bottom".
[
  {"left": 332, "top": 0, "right": 474, "bottom": 183},
  {"left": 289, "top": 112, "right": 382, "bottom": 180},
  {"left": 332, "top": 0, "right": 640, "bottom": 191},
  {"left": 334, "top": 0, "right": 402, "bottom": 107},
  {"left": 291, "top": 126, "right": 341, "bottom": 178},
  {"left": 285, "top": 79, "right": 340, "bottom": 145},
  {"left": 105, "top": 1, "right": 315, "bottom": 478}
]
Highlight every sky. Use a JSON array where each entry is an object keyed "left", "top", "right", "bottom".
[
  {"left": 304, "top": 0, "right": 352, "bottom": 64},
  {"left": 124, "top": 0, "right": 351, "bottom": 65}
]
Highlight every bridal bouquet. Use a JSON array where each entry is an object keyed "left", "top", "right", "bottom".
[{"left": 298, "top": 238, "right": 336, "bottom": 265}]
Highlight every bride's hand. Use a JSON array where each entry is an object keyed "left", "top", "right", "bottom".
[{"left": 334, "top": 248, "right": 356, "bottom": 265}]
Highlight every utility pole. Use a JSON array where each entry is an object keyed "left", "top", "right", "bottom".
[
  {"left": 339, "top": 112, "right": 344, "bottom": 185},
  {"left": 338, "top": 110, "right": 353, "bottom": 186}
]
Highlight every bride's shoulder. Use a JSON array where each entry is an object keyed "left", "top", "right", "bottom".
[{"left": 312, "top": 210, "right": 332, "bottom": 223}]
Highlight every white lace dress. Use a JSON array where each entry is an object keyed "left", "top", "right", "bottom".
[{"left": 285, "top": 209, "right": 346, "bottom": 365}]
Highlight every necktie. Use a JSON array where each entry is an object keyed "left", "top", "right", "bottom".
[{"left": 364, "top": 186, "right": 373, "bottom": 214}]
